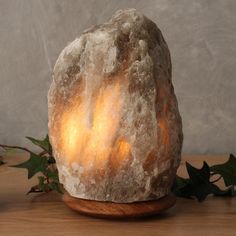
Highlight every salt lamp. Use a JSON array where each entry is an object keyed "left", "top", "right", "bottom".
[{"left": 48, "top": 9, "right": 183, "bottom": 218}]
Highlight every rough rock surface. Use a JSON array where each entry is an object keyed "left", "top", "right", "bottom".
[{"left": 48, "top": 9, "right": 183, "bottom": 203}]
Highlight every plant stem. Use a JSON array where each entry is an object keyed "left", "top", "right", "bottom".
[
  {"left": 0, "top": 144, "right": 32, "bottom": 154},
  {"left": 39, "top": 150, "right": 47, "bottom": 156},
  {"left": 211, "top": 175, "right": 222, "bottom": 184}
]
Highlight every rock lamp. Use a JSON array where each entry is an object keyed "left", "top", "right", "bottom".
[{"left": 48, "top": 9, "right": 183, "bottom": 218}]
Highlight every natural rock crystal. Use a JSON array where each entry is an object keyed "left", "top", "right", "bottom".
[{"left": 48, "top": 9, "right": 183, "bottom": 203}]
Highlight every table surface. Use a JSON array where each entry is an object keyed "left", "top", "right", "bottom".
[{"left": 0, "top": 154, "right": 235, "bottom": 236}]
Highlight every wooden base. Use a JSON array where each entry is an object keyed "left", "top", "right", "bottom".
[{"left": 63, "top": 193, "right": 176, "bottom": 219}]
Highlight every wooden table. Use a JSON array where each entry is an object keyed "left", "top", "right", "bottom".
[{"left": 0, "top": 154, "right": 235, "bottom": 236}]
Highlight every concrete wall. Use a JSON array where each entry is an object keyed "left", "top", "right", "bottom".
[{"left": 0, "top": 0, "right": 235, "bottom": 154}]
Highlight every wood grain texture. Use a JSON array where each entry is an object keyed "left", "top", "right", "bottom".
[
  {"left": 0, "top": 154, "right": 235, "bottom": 236},
  {"left": 63, "top": 193, "right": 176, "bottom": 219}
]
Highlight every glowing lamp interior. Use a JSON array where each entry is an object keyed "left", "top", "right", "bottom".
[
  {"left": 59, "top": 80, "right": 129, "bottom": 169},
  {"left": 48, "top": 9, "right": 183, "bottom": 203}
]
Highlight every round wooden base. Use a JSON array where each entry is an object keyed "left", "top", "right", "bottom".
[{"left": 63, "top": 193, "right": 176, "bottom": 219}]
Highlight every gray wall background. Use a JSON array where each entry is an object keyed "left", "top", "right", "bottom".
[{"left": 0, "top": 0, "right": 235, "bottom": 154}]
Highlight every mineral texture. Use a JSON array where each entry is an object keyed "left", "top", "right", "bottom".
[{"left": 48, "top": 9, "right": 183, "bottom": 203}]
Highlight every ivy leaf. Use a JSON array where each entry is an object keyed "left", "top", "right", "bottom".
[
  {"left": 210, "top": 154, "right": 236, "bottom": 186},
  {"left": 27, "top": 175, "right": 63, "bottom": 194},
  {"left": 187, "top": 161, "right": 210, "bottom": 182},
  {"left": 174, "top": 162, "right": 225, "bottom": 201},
  {"left": 26, "top": 135, "right": 52, "bottom": 155},
  {"left": 46, "top": 169, "right": 59, "bottom": 182},
  {"left": 214, "top": 186, "right": 236, "bottom": 197},
  {"left": 172, "top": 175, "right": 191, "bottom": 196},
  {"left": 12, "top": 153, "right": 48, "bottom": 179},
  {"left": 48, "top": 181, "right": 64, "bottom": 194},
  {"left": 226, "top": 186, "right": 236, "bottom": 196},
  {"left": 1, "top": 134, "right": 63, "bottom": 194},
  {"left": 37, "top": 176, "right": 51, "bottom": 192}
]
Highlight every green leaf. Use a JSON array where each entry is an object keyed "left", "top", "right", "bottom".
[
  {"left": 12, "top": 153, "right": 48, "bottom": 179},
  {"left": 46, "top": 169, "right": 60, "bottom": 182},
  {"left": 179, "top": 179, "right": 225, "bottom": 201},
  {"left": 38, "top": 176, "right": 50, "bottom": 192},
  {"left": 26, "top": 135, "right": 52, "bottom": 154},
  {"left": 1, "top": 133, "right": 63, "bottom": 195},
  {"left": 172, "top": 176, "right": 191, "bottom": 196},
  {"left": 48, "top": 182, "right": 64, "bottom": 194},
  {"left": 187, "top": 161, "right": 210, "bottom": 183},
  {"left": 210, "top": 154, "right": 236, "bottom": 186},
  {"left": 214, "top": 186, "right": 236, "bottom": 197},
  {"left": 27, "top": 175, "right": 64, "bottom": 194},
  {"left": 174, "top": 162, "right": 226, "bottom": 201}
]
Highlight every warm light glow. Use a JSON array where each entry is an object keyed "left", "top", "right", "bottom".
[
  {"left": 158, "top": 86, "right": 170, "bottom": 157},
  {"left": 59, "top": 80, "right": 130, "bottom": 169},
  {"left": 158, "top": 117, "right": 169, "bottom": 147},
  {"left": 109, "top": 138, "right": 131, "bottom": 173}
]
